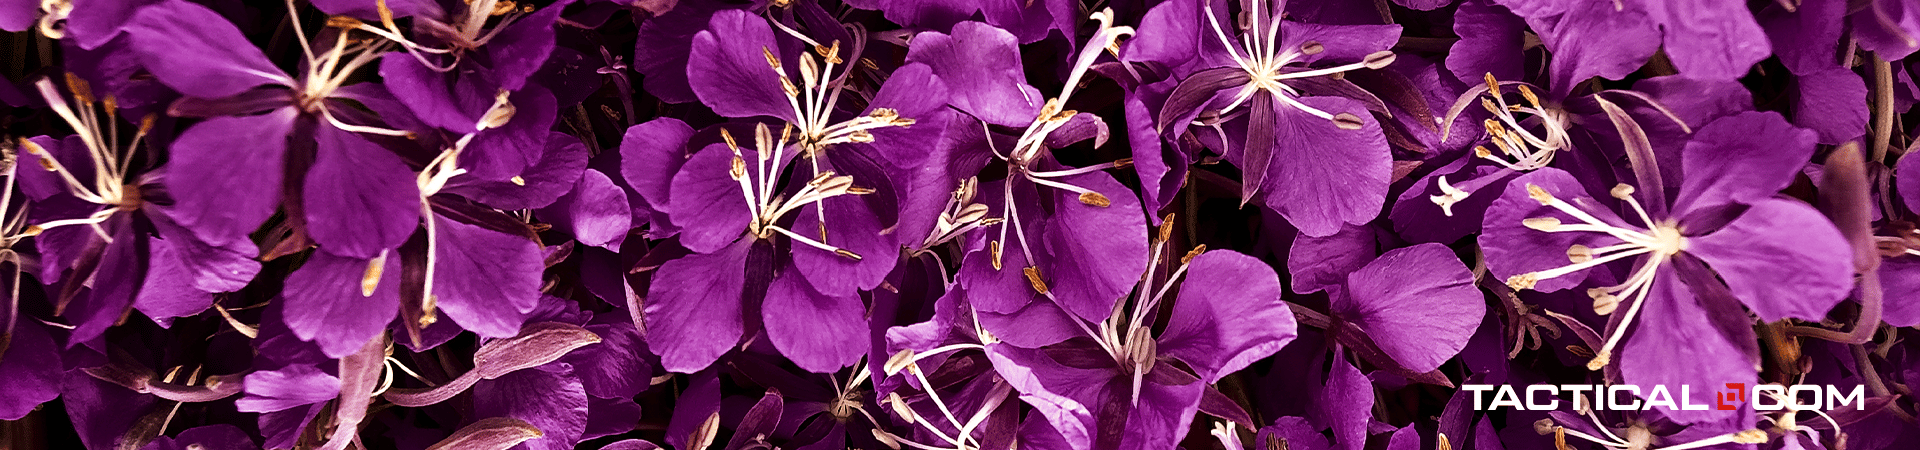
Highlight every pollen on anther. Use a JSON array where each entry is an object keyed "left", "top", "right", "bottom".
[
  {"left": 1524, "top": 184, "right": 1555, "bottom": 205},
  {"left": 1609, "top": 183, "right": 1636, "bottom": 200},
  {"left": 1078, "top": 191, "right": 1111, "bottom": 207},
  {"left": 989, "top": 240, "right": 1004, "bottom": 270},
  {"left": 1331, "top": 113, "right": 1365, "bottom": 130},
  {"left": 1505, "top": 273, "right": 1538, "bottom": 290},
  {"left": 1023, "top": 266, "right": 1050, "bottom": 294},
  {"left": 1522, "top": 217, "right": 1561, "bottom": 231},
  {"left": 1565, "top": 244, "right": 1592, "bottom": 263}
]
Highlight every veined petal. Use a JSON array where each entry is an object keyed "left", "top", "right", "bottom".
[
  {"left": 1255, "top": 95, "right": 1391, "bottom": 238},
  {"left": 905, "top": 21, "right": 1041, "bottom": 127},
  {"left": 1157, "top": 250, "right": 1295, "bottom": 383},
  {"left": 430, "top": 214, "right": 543, "bottom": 338},
  {"left": 1673, "top": 111, "right": 1817, "bottom": 213},
  {"left": 304, "top": 122, "right": 421, "bottom": 259},
  {"left": 666, "top": 144, "right": 751, "bottom": 254},
  {"left": 1618, "top": 268, "right": 1757, "bottom": 425},
  {"left": 763, "top": 270, "right": 869, "bottom": 373},
  {"left": 643, "top": 238, "right": 752, "bottom": 373},
  {"left": 1334, "top": 244, "right": 1483, "bottom": 373},
  {"left": 282, "top": 249, "right": 401, "bottom": 359},
  {"left": 167, "top": 108, "right": 297, "bottom": 249},
  {"left": 687, "top": 10, "right": 799, "bottom": 122},
  {"left": 125, "top": 0, "right": 290, "bottom": 98},
  {"left": 1686, "top": 198, "right": 1853, "bottom": 322}
]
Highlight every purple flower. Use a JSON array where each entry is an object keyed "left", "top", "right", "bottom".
[
  {"left": 1152, "top": 0, "right": 1398, "bottom": 237},
  {"left": 986, "top": 238, "right": 1295, "bottom": 450},
  {"left": 124, "top": 0, "right": 423, "bottom": 260},
  {"left": 1482, "top": 111, "right": 1852, "bottom": 423},
  {"left": 949, "top": 12, "right": 1148, "bottom": 325}
]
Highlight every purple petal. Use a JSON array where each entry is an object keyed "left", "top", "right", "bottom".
[
  {"left": 904, "top": 21, "right": 1041, "bottom": 127},
  {"left": 283, "top": 249, "right": 400, "bottom": 358},
  {"left": 1687, "top": 198, "right": 1853, "bottom": 322},
  {"left": 1041, "top": 170, "right": 1150, "bottom": 322},
  {"left": 618, "top": 117, "right": 696, "bottom": 226},
  {"left": 166, "top": 108, "right": 296, "bottom": 249},
  {"left": 687, "top": 10, "right": 798, "bottom": 121},
  {"left": 430, "top": 214, "right": 542, "bottom": 338},
  {"left": 643, "top": 238, "right": 751, "bottom": 373},
  {"left": 763, "top": 271, "right": 869, "bottom": 373},
  {"left": 1791, "top": 67, "right": 1871, "bottom": 145},
  {"left": 443, "top": 131, "right": 590, "bottom": 211},
  {"left": 1646, "top": 0, "right": 1771, "bottom": 80},
  {"left": 791, "top": 194, "right": 896, "bottom": 295},
  {"left": 481, "top": 0, "right": 574, "bottom": 90},
  {"left": 1335, "top": 243, "right": 1484, "bottom": 373},
  {"left": 666, "top": 144, "right": 751, "bottom": 254},
  {"left": 124, "top": 0, "right": 290, "bottom": 98},
  {"left": 1480, "top": 168, "right": 1616, "bottom": 292},
  {"left": 378, "top": 52, "right": 494, "bottom": 131},
  {"left": 561, "top": 319, "right": 654, "bottom": 399},
  {"left": 1446, "top": 0, "right": 1526, "bottom": 85},
  {"left": 237, "top": 363, "right": 341, "bottom": 413},
  {"left": 131, "top": 236, "right": 215, "bottom": 325},
  {"left": 0, "top": 321, "right": 61, "bottom": 420},
  {"left": 1313, "top": 353, "right": 1372, "bottom": 450},
  {"left": 139, "top": 424, "right": 258, "bottom": 450},
  {"left": 303, "top": 123, "right": 421, "bottom": 259},
  {"left": 1673, "top": 111, "right": 1817, "bottom": 213},
  {"left": 1255, "top": 95, "right": 1391, "bottom": 238},
  {"left": 1530, "top": 1, "right": 1659, "bottom": 98},
  {"left": 1157, "top": 250, "right": 1295, "bottom": 383},
  {"left": 1288, "top": 224, "right": 1378, "bottom": 294},
  {"left": 1618, "top": 269, "right": 1756, "bottom": 425},
  {"left": 541, "top": 168, "right": 632, "bottom": 249},
  {"left": 472, "top": 365, "right": 589, "bottom": 450}
]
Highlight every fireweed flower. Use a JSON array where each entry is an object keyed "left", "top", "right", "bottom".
[
  {"left": 125, "top": 0, "right": 425, "bottom": 261},
  {"left": 282, "top": 105, "right": 546, "bottom": 357},
  {"left": 326, "top": 0, "right": 575, "bottom": 180},
  {"left": 953, "top": 10, "right": 1149, "bottom": 326},
  {"left": 644, "top": 122, "right": 882, "bottom": 374},
  {"left": 985, "top": 230, "right": 1295, "bottom": 450},
  {"left": 687, "top": 8, "right": 916, "bottom": 297},
  {"left": 16, "top": 75, "right": 260, "bottom": 345},
  {"left": 1482, "top": 111, "right": 1853, "bottom": 423},
  {"left": 1154, "top": 0, "right": 1397, "bottom": 237}
]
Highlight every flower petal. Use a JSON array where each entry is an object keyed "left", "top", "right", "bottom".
[
  {"left": 303, "top": 123, "right": 421, "bottom": 259},
  {"left": 763, "top": 271, "right": 869, "bottom": 373},
  {"left": 1686, "top": 198, "right": 1853, "bottom": 322},
  {"left": 1157, "top": 250, "right": 1296, "bottom": 383},
  {"left": 643, "top": 238, "right": 751, "bottom": 373},
  {"left": 429, "top": 214, "right": 543, "bottom": 338},
  {"left": 687, "top": 10, "right": 798, "bottom": 121},
  {"left": 1335, "top": 243, "right": 1484, "bottom": 373}
]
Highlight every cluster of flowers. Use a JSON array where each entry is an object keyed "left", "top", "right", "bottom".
[{"left": 1, "top": 0, "right": 1918, "bottom": 448}]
